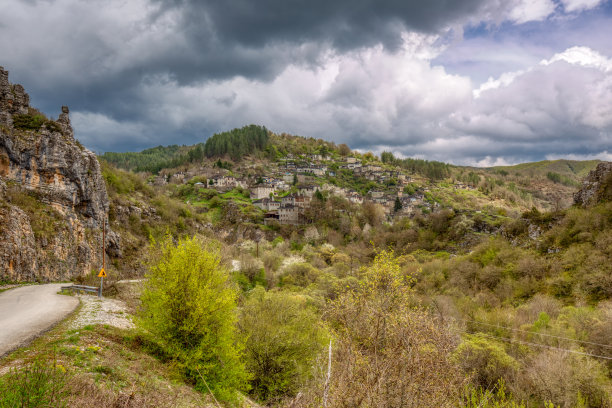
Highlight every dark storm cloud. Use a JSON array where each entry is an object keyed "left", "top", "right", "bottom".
[
  {"left": 2, "top": 0, "right": 612, "bottom": 165},
  {"left": 156, "top": 0, "right": 485, "bottom": 52}
]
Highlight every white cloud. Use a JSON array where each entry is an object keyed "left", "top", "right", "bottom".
[
  {"left": 473, "top": 156, "right": 514, "bottom": 167},
  {"left": 97, "top": 36, "right": 473, "bottom": 151},
  {"left": 546, "top": 151, "right": 612, "bottom": 161},
  {"left": 541, "top": 46, "right": 612, "bottom": 71},
  {"left": 473, "top": 69, "right": 529, "bottom": 98},
  {"left": 507, "top": 0, "right": 557, "bottom": 23},
  {"left": 560, "top": 0, "right": 605, "bottom": 12},
  {"left": 475, "top": 46, "right": 612, "bottom": 98}
]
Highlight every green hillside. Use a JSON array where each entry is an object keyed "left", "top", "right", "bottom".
[
  {"left": 100, "top": 144, "right": 205, "bottom": 173},
  {"left": 492, "top": 159, "right": 600, "bottom": 180}
]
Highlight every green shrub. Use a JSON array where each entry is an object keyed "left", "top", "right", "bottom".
[
  {"left": 454, "top": 334, "right": 519, "bottom": 389},
  {"left": 462, "top": 380, "right": 527, "bottom": 408},
  {"left": 44, "top": 120, "right": 62, "bottom": 133},
  {"left": 138, "top": 236, "right": 249, "bottom": 402},
  {"left": 0, "top": 358, "right": 69, "bottom": 408},
  {"left": 239, "top": 287, "right": 328, "bottom": 403},
  {"left": 279, "top": 262, "right": 320, "bottom": 287},
  {"left": 12, "top": 113, "right": 46, "bottom": 130}
]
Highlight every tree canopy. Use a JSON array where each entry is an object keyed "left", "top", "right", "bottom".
[{"left": 204, "top": 125, "right": 269, "bottom": 160}]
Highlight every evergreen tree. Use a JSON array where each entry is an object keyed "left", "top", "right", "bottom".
[
  {"left": 394, "top": 197, "right": 402, "bottom": 212},
  {"left": 204, "top": 125, "right": 269, "bottom": 160}
]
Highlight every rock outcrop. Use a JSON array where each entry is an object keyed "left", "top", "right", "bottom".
[
  {"left": 574, "top": 162, "right": 612, "bottom": 207},
  {"left": 0, "top": 66, "right": 115, "bottom": 281}
]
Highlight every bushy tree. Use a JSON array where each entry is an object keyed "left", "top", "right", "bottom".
[
  {"left": 239, "top": 287, "right": 328, "bottom": 403},
  {"left": 138, "top": 236, "right": 248, "bottom": 402},
  {"left": 453, "top": 335, "right": 519, "bottom": 389},
  {"left": 319, "top": 250, "right": 465, "bottom": 407},
  {"left": 337, "top": 143, "right": 351, "bottom": 156},
  {"left": 381, "top": 151, "right": 396, "bottom": 164}
]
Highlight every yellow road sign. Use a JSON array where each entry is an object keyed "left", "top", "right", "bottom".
[{"left": 98, "top": 268, "right": 107, "bottom": 278}]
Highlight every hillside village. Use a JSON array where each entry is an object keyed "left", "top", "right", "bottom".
[{"left": 147, "top": 149, "right": 477, "bottom": 226}]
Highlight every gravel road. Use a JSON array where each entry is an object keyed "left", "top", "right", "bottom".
[{"left": 0, "top": 283, "right": 79, "bottom": 358}]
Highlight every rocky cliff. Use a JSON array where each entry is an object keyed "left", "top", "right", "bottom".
[
  {"left": 573, "top": 161, "right": 612, "bottom": 207},
  {"left": 0, "top": 66, "right": 117, "bottom": 281}
]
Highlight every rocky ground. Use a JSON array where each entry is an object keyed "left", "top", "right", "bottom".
[{"left": 68, "top": 293, "right": 134, "bottom": 330}]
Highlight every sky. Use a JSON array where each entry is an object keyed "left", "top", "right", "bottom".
[{"left": 1, "top": 0, "right": 611, "bottom": 166}]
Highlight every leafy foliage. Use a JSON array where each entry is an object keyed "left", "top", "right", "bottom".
[
  {"left": 239, "top": 287, "right": 328, "bottom": 403},
  {"left": 461, "top": 380, "right": 531, "bottom": 408},
  {"left": 319, "top": 250, "right": 465, "bottom": 407},
  {"left": 138, "top": 236, "right": 248, "bottom": 402},
  {"left": 12, "top": 113, "right": 47, "bottom": 131},
  {"left": 453, "top": 335, "right": 519, "bottom": 389}
]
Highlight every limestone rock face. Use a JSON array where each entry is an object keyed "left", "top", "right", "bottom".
[
  {"left": 0, "top": 205, "right": 37, "bottom": 281},
  {"left": 0, "top": 66, "right": 114, "bottom": 281},
  {"left": 574, "top": 162, "right": 612, "bottom": 207}
]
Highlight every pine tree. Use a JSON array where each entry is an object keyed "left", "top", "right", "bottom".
[{"left": 394, "top": 197, "right": 402, "bottom": 212}]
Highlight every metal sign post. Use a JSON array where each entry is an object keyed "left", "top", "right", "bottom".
[{"left": 99, "top": 219, "right": 106, "bottom": 298}]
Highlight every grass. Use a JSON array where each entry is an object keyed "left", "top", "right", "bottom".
[
  {"left": 0, "top": 281, "right": 38, "bottom": 294},
  {"left": 0, "top": 304, "right": 216, "bottom": 407},
  {"left": 220, "top": 189, "right": 252, "bottom": 204}
]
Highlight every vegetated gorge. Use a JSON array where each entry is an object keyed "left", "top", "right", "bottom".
[{"left": 1, "top": 67, "right": 612, "bottom": 408}]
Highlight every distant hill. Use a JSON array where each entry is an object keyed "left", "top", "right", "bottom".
[
  {"left": 99, "top": 124, "right": 271, "bottom": 173},
  {"left": 491, "top": 159, "right": 600, "bottom": 183},
  {"left": 100, "top": 144, "right": 205, "bottom": 173}
]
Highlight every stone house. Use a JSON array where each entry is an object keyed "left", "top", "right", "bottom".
[
  {"left": 253, "top": 198, "right": 280, "bottom": 211},
  {"left": 398, "top": 174, "right": 411, "bottom": 184},
  {"left": 369, "top": 190, "right": 385, "bottom": 199},
  {"left": 282, "top": 193, "right": 309, "bottom": 208},
  {"left": 235, "top": 178, "right": 249, "bottom": 189},
  {"left": 250, "top": 184, "right": 276, "bottom": 200},
  {"left": 311, "top": 165, "right": 328, "bottom": 176},
  {"left": 210, "top": 175, "right": 236, "bottom": 187},
  {"left": 347, "top": 160, "right": 362, "bottom": 170},
  {"left": 348, "top": 191, "right": 363, "bottom": 204},
  {"left": 282, "top": 172, "right": 295, "bottom": 184},
  {"left": 270, "top": 178, "right": 289, "bottom": 191},
  {"left": 298, "top": 184, "right": 317, "bottom": 197},
  {"left": 279, "top": 204, "right": 300, "bottom": 225}
]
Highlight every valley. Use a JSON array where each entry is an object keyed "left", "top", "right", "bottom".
[{"left": 1, "top": 67, "right": 612, "bottom": 408}]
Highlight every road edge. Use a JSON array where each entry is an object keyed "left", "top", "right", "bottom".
[{"left": 0, "top": 295, "right": 81, "bottom": 360}]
